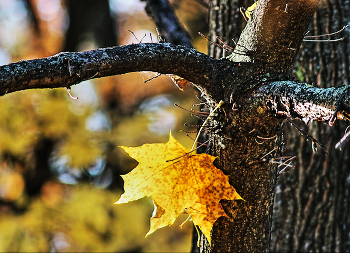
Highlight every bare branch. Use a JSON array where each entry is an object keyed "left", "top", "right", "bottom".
[
  {"left": 259, "top": 81, "right": 350, "bottom": 124},
  {"left": 142, "top": 0, "right": 193, "bottom": 48},
  {"left": 0, "top": 43, "right": 222, "bottom": 95},
  {"left": 228, "top": 0, "right": 319, "bottom": 71}
]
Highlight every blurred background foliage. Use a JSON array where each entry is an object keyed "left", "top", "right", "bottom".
[{"left": 0, "top": 0, "right": 208, "bottom": 251}]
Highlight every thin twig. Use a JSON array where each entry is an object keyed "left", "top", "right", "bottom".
[
  {"left": 287, "top": 118, "right": 328, "bottom": 153},
  {"left": 175, "top": 103, "right": 210, "bottom": 115},
  {"left": 304, "top": 25, "right": 348, "bottom": 38},
  {"left": 216, "top": 36, "right": 234, "bottom": 52},
  {"left": 128, "top": 30, "right": 142, "bottom": 43},
  {"left": 260, "top": 147, "right": 278, "bottom": 160},
  {"left": 335, "top": 126, "right": 350, "bottom": 150},
  {"left": 303, "top": 25, "right": 348, "bottom": 42},
  {"left": 198, "top": 32, "right": 228, "bottom": 51},
  {"left": 184, "top": 123, "right": 200, "bottom": 127},
  {"left": 144, "top": 73, "right": 161, "bottom": 83},
  {"left": 303, "top": 37, "right": 344, "bottom": 42},
  {"left": 278, "top": 160, "right": 294, "bottom": 175},
  {"left": 66, "top": 87, "right": 78, "bottom": 100},
  {"left": 184, "top": 133, "right": 209, "bottom": 146},
  {"left": 278, "top": 156, "right": 296, "bottom": 168}
]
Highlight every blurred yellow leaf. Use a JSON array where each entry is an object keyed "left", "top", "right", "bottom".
[
  {"left": 0, "top": 172, "right": 25, "bottom": 201},
  {"left": 60, "top": 134, "right": 102, "bottom": 168},
  {"left": 0, "top": 94, "right": 37, "bottom": 156},
  {"left": 37, "top": 94, "right": 90, "bottom": 138},
  {"left": 115, "top": 133, "right": 242, "bottom": 243}
]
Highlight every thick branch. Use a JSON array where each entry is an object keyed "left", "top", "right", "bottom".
[
  {"left": 0, "top": 43, "right": 224, "bottom": 95},
  {"left": 229, "top": 0, "right": 319, "bottom": 71},
  {"left": 142, "top": 0, "right": 193, "bottom": 48},
  {"left": 259, "top": 81, "right": 350, "bottom": 123}
]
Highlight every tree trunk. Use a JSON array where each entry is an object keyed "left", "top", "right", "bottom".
[
  {"left": 198, "top": 0, "right": 317, "bottom": 251},
  {"left": 198, "top": 1, "right": 278, "bottom": 252},
  {"left": 271, "top": 0, "right": 350, "bottom": 251},
  {"left": 198, "top": 0, "right": 348, "bottom": 252}
]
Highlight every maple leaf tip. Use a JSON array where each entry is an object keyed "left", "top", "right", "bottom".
[
  {"left": 168, "top": 130, "right": 174, "bottom": 140},
  {"left": 167, "top": 131, "right": 179, "bottom": 147},
  {"left": 113, "top": 197, "right": 124, "bottom": 205},
  {"left": 118, "top": 145, "right": 129, "bottom": 153},
  {"left": 145, "top": 230, "right": 153, "bottom": 238},
  {"left": 113, "top": 198, "right": 122, "bottom": 204}
]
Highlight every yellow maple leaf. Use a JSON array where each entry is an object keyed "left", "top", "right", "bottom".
[{"left": 115, "top": 133, "right": 241, "bottom": 243}]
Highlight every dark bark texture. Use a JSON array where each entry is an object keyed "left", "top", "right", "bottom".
[
  {"left": 207, "top": 0, "right": 248, "bottom": 59},
  {"left": 271, "top": 0, "right": 350, "bottom": 251},
  {"left": 198, "top": 1, "right": 285, "bottom": 252},
  {"left": 0, "top": 43, "right": 224, "bottom": 95}
]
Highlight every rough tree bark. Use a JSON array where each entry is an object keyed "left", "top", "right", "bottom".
[
  {"left": 271, "top": 0, "right": 350, "bottom": 251},
  {"left": 0, "top": 0, "right": 349, "bottom": 252}
]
